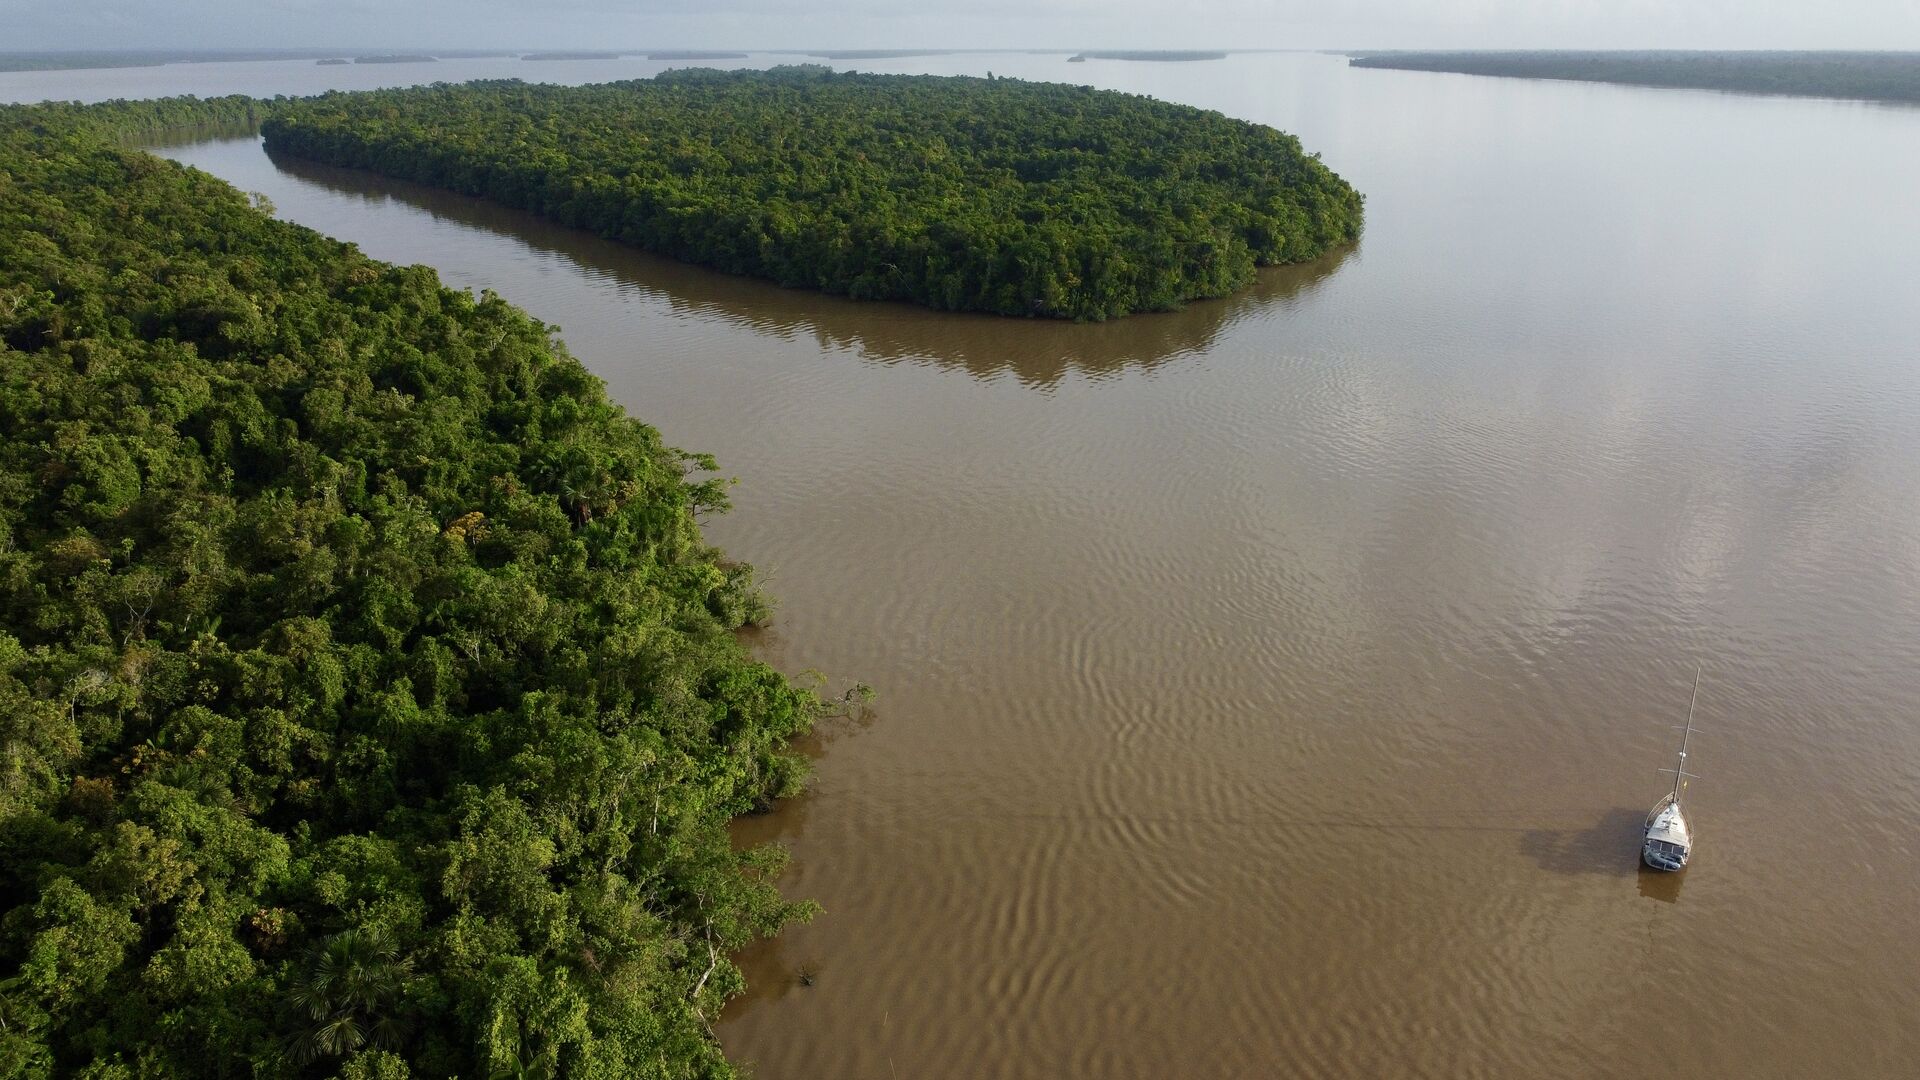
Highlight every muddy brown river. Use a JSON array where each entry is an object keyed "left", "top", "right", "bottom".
[{"left": 12, "top": 50, "right": 1920, "bottom": 1078}]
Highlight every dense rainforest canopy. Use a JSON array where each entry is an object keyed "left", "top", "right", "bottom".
[
  {"left": 0, "top": 96, "right": 826, "bottom": 1078},
  {"left": 261, "top": 67, "right": 1364, "bottom": 321}
]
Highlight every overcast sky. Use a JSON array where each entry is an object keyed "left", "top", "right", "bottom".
[{"left": 9, "top": 0, "right": 1920, "bottom": 53}]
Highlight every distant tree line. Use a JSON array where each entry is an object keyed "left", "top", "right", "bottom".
[
  {"left": 1347, "top": 50, "right": 1920, "bottom": 104},
  {"left": 10, "top": 94, "right": 279, "bottom": 138},
  {"left": 0, "top": 96, "right": 828, "bottom": 1077},
  {"left": 261, "top": 67, "right": 1364, "bottom": 321},
  {"left": 0, "top": 51, "right": 513, "bottom": 73},
  {"left": 1073, "top": 51, "right": 1228, "bottom": 62}
]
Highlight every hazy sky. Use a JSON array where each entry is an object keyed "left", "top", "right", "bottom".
[{"left": 9, "top": 0, "right": 1920, "bottom": 53}]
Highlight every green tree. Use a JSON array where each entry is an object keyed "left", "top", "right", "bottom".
[
  {"left": 287, "top": 929, "right": 414, "bottom": 1065},
  {"left": 0, "top": 96, "right": 828, "bottom": 1078},
  {"left": 259, "top": 67, "right": 1363, "bottom": 322}
]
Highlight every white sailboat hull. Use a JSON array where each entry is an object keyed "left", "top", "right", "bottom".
[{"left": 1642, "top": 794, "right": 1691, "bottom": 871}]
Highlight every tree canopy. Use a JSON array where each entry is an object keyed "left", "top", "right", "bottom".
[
  {"left": 261, "top": 67, "right": 1364, "bottom": 321},
  {"left": 0, "top": 97, "right": 823, "bottom": 1078}
]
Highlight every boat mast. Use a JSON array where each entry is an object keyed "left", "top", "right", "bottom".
[{"left": 1670, "top": 667, "right": 1701, "bottom": 806}]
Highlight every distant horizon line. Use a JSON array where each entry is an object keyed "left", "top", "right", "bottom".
[{"left": 8, "top": 46, "right": 1920, "bottom": 57}]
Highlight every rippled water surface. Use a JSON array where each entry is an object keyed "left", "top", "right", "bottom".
[{"left": 14, "top": 50, "right": 1920, "bottom": 1078}]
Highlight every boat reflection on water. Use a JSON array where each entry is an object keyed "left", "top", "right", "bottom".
[{"left": 1638, "top": 865, "right": 1686, "bottom": 904}]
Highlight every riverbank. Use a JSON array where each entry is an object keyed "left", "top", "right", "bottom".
[
  {"left": 0, "top": 96, "right": 824, "bottom": 1077},
  {"left": 1347, "top": 49, "right": 1920, "bottom": 103}
]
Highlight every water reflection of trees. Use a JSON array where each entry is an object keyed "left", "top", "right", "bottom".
[
  {"left": 135, "top": 121, "right": 262, "bottom": 149},
  {"left": 265, "top": 146, "right": 1354, "bottom": 387}
]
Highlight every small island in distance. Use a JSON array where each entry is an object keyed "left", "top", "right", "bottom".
[
  {"left": 261, "top": 66, "right": 1362, "bottom": 321},
  {"left": 354, "top": 53, "right": 438, "bottom": 64},
  {"left": 1071, "top": 50, "right": 1228, "bottom": 62},
  {"left": 0, "top": 48, "right": 497, "bottom": 71},
  {"left": 803, "top": 49, "right": 956, "bottom": 60},
  {"left": 522, "top": 51, "right": 623, "bottom": 61},
  {"left": 1347, "top": 49, "right": 1920, "bottom": 104},
  {"left": 650, "top": 50, "right": 752, "bottom": 61}
]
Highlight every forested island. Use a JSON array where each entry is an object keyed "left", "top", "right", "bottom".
[
  {"left": 0, "top": 52, "right": 186, "bottom": 72},
  {"left": 649, "top": 51, "right": 751, "bottom": 61},
  {"left": 1347, "top": 50, "right": 1920, "bottom": 104},
  {"left": 1073, "top": 51, "right": 1228, "bottom": 62},
  {"left": 0, "top": 95, "right": 828, "bottom": 1077},
  {"left": 0, "top": 50, "right": 344, "bottom": 72},
  {"left": 801, "top": 50, "right": 954, "bottom": 61},
  {"left": 522, "top": 51, "right": 623, "bottom": 61},
  {"left": 261, "top": 67, "right": 1363, "bottom": 321},
  {"left": 0, "top": 49, "right": 510, "bottom": 72}
]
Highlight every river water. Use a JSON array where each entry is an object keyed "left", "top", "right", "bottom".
[{"left": 11, "top": 51, "right": 1920, "bottom": 1079}]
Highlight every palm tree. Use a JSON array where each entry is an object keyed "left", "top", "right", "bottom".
[{"left": 287, "top": 927, "right": 414, "bottom": 1065}]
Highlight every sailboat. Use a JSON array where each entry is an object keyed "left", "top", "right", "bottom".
[{"left": 1642, "top": 670, "right": 1703, "bottom": 872}]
